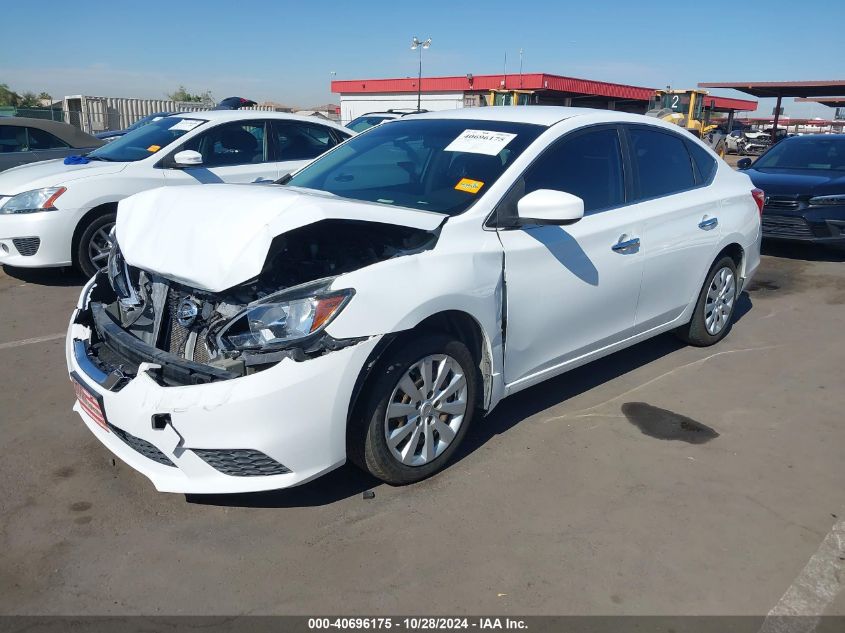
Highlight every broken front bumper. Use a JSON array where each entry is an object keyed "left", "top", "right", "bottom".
[{"left": 66, "top": 277, "right": 381, "bottom": 494}]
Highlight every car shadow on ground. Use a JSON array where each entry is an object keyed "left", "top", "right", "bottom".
[
  {"left": 2, "top": 264, "right": 87, "bottom": 287},
  {"left": 190, "top": 293, "right": 753, "bottom": 510},
  {"left": 762, "top": 241, "right": 845, "bottom": 263},
  {"left": 186, "top": 463, "right": 382, "bottom": 509}
]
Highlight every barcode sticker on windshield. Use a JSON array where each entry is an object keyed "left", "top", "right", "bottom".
[
  {"left": 445, "top": 129, "right": 517, "bottom": 156},
  {"left": 455, "top": 178, "right": 484, "bottom": 194},
  {"left": 169, "top": 119, "right": 204, "bottom": 132}
]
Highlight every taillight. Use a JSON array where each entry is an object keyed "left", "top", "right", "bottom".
[{"left": 751, "top": 189, "right": 765, "bottom": 217}]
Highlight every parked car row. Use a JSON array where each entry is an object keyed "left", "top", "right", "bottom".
[
  {"left": 6, "top": 98, "right": 843, "bottom": 495},
  {"left": 725, "top": 129, "right": 771, "bottom": 156},
  {"left": 57, "top": 107, "right": 763, "bottom": 493}
]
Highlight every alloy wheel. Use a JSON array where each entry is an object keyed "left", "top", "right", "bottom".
[
  {"left": 384, "top": 354, "right": 468, "bottom": 467},
  {"left": 87, "top": 222, "right": 115, "bottom": 272},
  {"left": 704, "top": 266, "right": 736, "bottom": 335}
]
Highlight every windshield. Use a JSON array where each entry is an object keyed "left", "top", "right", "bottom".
[
  {"left": 87, "top": 117, "right": 207, "bottom": 162},
  {"left": 287, "top": 118, "right": 544, "bottom": 215},
  {"left": 125, "top": 112, "right": 171, "bottom": 132},
  {"left": 754, "top": 137, "right": 845, "bottom": 171},
  {"left": 347, "top": 115, "right": 394, "bottom": 132}
]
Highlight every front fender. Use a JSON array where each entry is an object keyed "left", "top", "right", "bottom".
[{"left": 325, "top": 227, "right": 503, "bottom": 344}]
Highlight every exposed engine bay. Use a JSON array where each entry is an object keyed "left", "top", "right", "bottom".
[{"left": 75, "top": 220, "right": 439, "bottom": 388}]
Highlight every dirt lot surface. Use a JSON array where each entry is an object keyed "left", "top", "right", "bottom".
[{"left": 1, "top": 241, "right": 843, "bottom": 617}]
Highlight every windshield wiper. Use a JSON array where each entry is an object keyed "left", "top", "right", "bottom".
[
  {"left": 84, "top": 154, "right": 113, "bottom": 161},
  {"left": 275, "top": 173, "right": 293, "bottom": 185}
]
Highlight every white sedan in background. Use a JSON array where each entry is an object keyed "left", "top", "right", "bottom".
[
  {"left": 0, "top": 111, "right": 351, "bottom": 276},
  {"left": 67, "top": 107, "right": 762, "bottom": 494}
]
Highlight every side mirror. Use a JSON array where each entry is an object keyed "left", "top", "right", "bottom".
[
  {"left": 517, "top": 189, "right": 584, "bottom": 226},
  {"left": 736, "top": 157, "right": 752, "bottom": 170},
  {"left": 172, "top": 150, "right": 203, "bottom": 167}
]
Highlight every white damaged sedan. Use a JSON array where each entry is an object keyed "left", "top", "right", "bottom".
[{"left": 66, "top": 107, "right": 763, "bottom": 494}]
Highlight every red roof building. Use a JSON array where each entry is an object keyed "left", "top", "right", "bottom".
[{"left": 332, "top": 72, "right": 757, "bottom": 123}]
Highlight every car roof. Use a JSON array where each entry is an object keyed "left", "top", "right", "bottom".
[
  {"left": 170, "top": 109, "right": 349, "bottom": 132},
  {"left": 400, "top": 106, "right": 718, "bottom": 133},
  {"left": 0, "top": 116, "right": 104, "bottom": 147},
  {"left": 408, "top": 106, "right": 590, "bottom": 126},
  {"left": 779, "top": 133, "right": 845, "bottom": 142}
]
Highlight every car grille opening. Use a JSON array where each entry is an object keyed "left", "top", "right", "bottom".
[
  {"left": 108, "top": 423, "right": 176, "bottom": 467},
  {"left": 161, "top": 288, "right": 215, "bottom": 364},
  {"left": 12, "top": 237, "right": 41, "bottom": 256},
  {"left": 764, "top": 197, "right": 801, "bottom": 212},
  {"left": 762, "top": 215, "right": 813, "bottom": 238},
  {"left": 165, "top": 288, "right": 190, "bottom": 356},
  {"left": 192, "top": 448, "right": 291, "bottom": 477}
]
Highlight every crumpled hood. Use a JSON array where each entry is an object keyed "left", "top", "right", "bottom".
[
  {"left": 0, "top": 158, "right": 127, "bottom": 194},
  {"left": 746, "top": 168, "right": 845, "bottom": 197},
  {"left": 117, "top": 184, "right": 446, "bottom": 292}
]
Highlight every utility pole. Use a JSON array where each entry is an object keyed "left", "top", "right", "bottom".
[{"left": 411, "top": 37, "right": 432, "bottom": 111}]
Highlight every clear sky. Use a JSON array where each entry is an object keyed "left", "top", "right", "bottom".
[{"left": 2, "top": 0, "right": 842, "bottom": 118}]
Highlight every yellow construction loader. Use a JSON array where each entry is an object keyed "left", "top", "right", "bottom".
[{"left": 646, "top": 88, "right": 727, "bottom": 157}]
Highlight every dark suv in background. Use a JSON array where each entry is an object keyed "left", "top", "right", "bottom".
[{"left": 739, "top": 135, "right": 845, "bottom": 249}]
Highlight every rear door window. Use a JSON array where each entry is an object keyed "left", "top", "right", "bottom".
[
  {"left": 26, "top": 127, "right": 70, "bottom": 150},
  {"left": 628, "top": 127, "right": 696, "bottom": 199},
  {"left": 686, "top": 140, "right": 717, "bottom": 184},
  {"left": 272, "top": 121, "right": 339, "bottom": 161}
]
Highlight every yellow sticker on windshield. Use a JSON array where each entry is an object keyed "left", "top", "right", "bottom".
[
  {"left": 455, "top": 178, "right": 484, "bottom": 194},
  {"left": 147, "top": 145, "right": 161, "bottom": 152}
]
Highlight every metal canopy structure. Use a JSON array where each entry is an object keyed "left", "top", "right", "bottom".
[
  {"left": 698, "top": 80, "right": 845, "bottom": 139},
  {"left": 795, "top": 96, "right": 845, "bottom": 108}
]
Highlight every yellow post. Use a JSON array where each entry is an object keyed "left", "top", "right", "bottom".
[{"left": 686, "top": 92, "right": 697, "bottom": 130}]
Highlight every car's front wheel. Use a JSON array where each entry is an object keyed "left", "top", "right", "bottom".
[
  {"left": 676, "top": 256, "right": 739, "bottom": 346},
  {"left": 349, "top": 334, "right": 478, "bottom": 485},
  {"left": 75, "top": 212, "right": 116, "bottom": 278}
]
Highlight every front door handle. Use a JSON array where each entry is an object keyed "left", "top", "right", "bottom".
[
  {"left": 612, "top": 236, "right": 640, "bottom": 253},
  {"left": 698, "top": 217, "right": 719, "bottom": 230}
]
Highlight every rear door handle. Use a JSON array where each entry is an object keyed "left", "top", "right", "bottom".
[
  {"left": 612, "top": 237, "right": 640, "bottom": 253},
  {"left": 698, "top": 217, "right": 719, "bottom": 230}
]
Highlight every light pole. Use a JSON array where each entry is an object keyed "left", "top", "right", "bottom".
[{"left": 411, "top": 37, "right": 431, "bottom": 111}]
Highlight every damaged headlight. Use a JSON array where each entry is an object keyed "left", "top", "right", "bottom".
[
  {"left": 106, "top": 238, "right": 139, "bottom": 305},
  {"left": 220, "top": 280, "right": 353, "bottom": 351}
]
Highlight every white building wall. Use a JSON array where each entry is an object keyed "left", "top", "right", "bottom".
[{"left": 338, "top": 92, "right": 465, "bottom": 125}]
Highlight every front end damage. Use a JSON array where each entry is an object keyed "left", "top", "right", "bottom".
[
  {"left": 78, "top": 219, "right": 437, "bottom": 388},
  {"left": 67, "top": 188, "right": 444, "bottom": 493}
]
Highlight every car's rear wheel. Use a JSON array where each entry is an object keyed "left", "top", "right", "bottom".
[
  {"left": 349, "top": 334, "right": 477, "bottom": 485},
  {"left": 75, "top": 212, "right": 116, "bottom": 278},
  {"left": 675, "top": 256, "right": 738, "bottom": 347}
]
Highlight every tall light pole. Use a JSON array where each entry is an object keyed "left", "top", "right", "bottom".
[{"left": 411, "top": 37, "right": 431, "bottom": 111}]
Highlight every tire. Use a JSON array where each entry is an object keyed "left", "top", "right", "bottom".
[
  {"left": 348, "top": 333, "right": 478, "bottom": 485},
  {"left": 675, "top": 256, "right": 739, "bottom": 347},
  {"left": 75, "top": 212, "right": 116, "bottom": 278}
]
